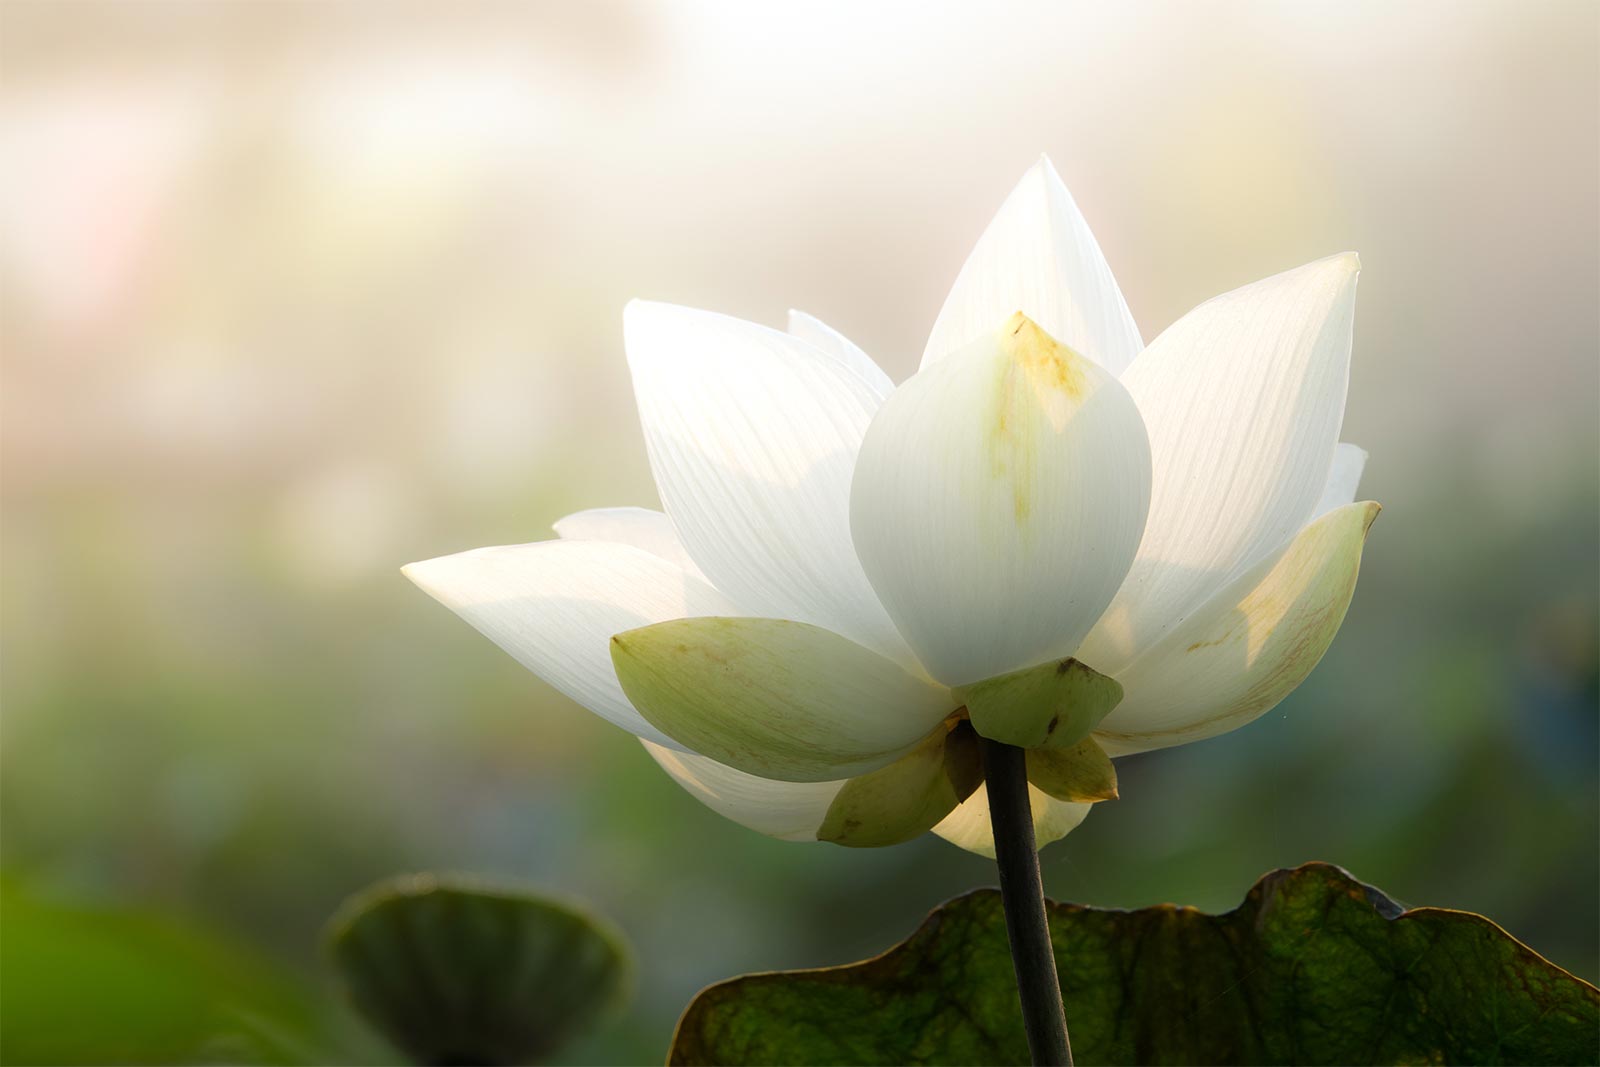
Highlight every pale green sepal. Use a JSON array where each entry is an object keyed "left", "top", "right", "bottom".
[
  {"left": 952, "top": 657, "right": 1123, "bottom": 750},
  {"left": 1026, "top": 736, "right": 1118, "bottom": 803},
  {"left": 610, "top": 616, "right": 954, "bottom": 784},
  {"left": 819, "top": 722, "right": 982, "bottom": 849}
]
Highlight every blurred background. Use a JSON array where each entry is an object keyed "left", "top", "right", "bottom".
[{"left": 2, "top": 1, "right": 1596, "bottom": 1062}]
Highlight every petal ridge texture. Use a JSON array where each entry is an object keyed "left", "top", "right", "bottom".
[
  {"left": 625, "top": 301, "right": 910, "bottom": 664},
  {"left": 1080, "top": 252, "right": 1360, "bottom": 673},
  {"left": 553, "top": 507, "right": 704, "bottom": 578},
  {"left": 403, "top": 540, "right": 736, "bottom": 749}
]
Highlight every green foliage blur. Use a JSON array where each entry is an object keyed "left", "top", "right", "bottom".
[{"left": 2, "top": 2, "right": 1596, "bottom": 1063}]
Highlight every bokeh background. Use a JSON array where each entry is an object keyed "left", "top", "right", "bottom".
[{"left": 3, "top": 1, "right": 1596, "bottom": 1062}]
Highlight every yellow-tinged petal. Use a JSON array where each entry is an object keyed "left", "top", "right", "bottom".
[
  {"left": 952, "top": 656, "right": 1122, "bottom": 750},
  {"left": 852, "top": 313, "right": 1151, "bottom": 687},
  {"left": 818, "top": 721, "right": 982, "bottom": 848},
  {"left": 931, "top": 782, "right": 1090, "bottom": 859},
  {"left": 610, "top": 617, "right": 954, "bottom": 783},
  {"left": 1027, "top": 738, "right": 1119, "bottom": 803},
  {"left": 1096, "top": 501, "right": 1381, "bottom": 756}
]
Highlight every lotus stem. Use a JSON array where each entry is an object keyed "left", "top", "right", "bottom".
[{"left": 980, "top": 737, "right": 1073, "bottom": 1066}]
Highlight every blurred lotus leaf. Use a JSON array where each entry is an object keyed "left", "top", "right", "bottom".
[
  {"left": 670, "top": 862, "right": 1600, "bottom": 1066},
  {"left": 0, "top": 881, "right": 325, "bottom": 1065},
  {"left": 326, "top": 874, "right": 632, "bottom": 1066}
]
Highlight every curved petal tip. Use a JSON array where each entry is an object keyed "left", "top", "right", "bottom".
[{"left": 1359, "top": 499, "right": 1382, "bottom": 536}]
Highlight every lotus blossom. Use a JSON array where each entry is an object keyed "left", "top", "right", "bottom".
[{"left": 405, "top": 157, "right": 1379, "bottom": 857}]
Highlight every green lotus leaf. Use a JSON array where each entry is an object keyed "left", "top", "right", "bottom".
[
  {"left": 327, "top": 874, "right": 631, "bottom": 1066},
  {"left": 669, "top": 863, "right": 1599, "bottom": 1066}
]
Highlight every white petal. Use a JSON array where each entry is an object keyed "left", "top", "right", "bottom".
[
  {"left": 1096, "top": 501, "right": 1379, "bottom": 757},
  {"left": 642, "top": 740, "right": 844, "bottom": 841},
  {"left": 931, "top": 782, "right": 1091, "bottom": 858},
  {"left": 553, "top": 506, "right": 704, "bottom": 578},
  {"left": 852, "top": 313, "right": 1152, "bottom": 686},
  {"left": 921, "top": 156, "right": 1143, "bottom": 376},
  {"left": 1077, "top": 253, "right": 1360, "bottom": 675},
  {"left": 1314, "top": 443, "right": 1368, "bottom": 517},
  {"left": 403, "top": 539, "right": 737, "bottom": 748},
  {"left": 611, "top": 616, "right": 954, "bottom": 782},
  {"left": 625, "top": 301, "right": 912, "bottom": 665},
  {"left": 787, "top": 309, "right": 895, "bottom": 399}
]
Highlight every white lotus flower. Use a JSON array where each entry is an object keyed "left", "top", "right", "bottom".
[{"left": 404, "top": 157, "right": 1379, "bottom": 857}]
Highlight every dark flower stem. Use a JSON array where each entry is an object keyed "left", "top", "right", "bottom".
[{"left": 980, "top": 737, "right": 1073, "bottom": 1066}]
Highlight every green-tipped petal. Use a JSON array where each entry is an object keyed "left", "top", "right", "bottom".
[
  {"left": 611, "top": 617, "right": 954, "bottom": 783},
  {"left": 952, "top": 657, "right": 1123, "bottom": 750},
  {"left": 1026, "top": 737, "right": 1118, "bottom": 803},
  {"left": 1097, "top": 501, "right": 1381, "bottom": 756},
  {"left": 819, "top": 722, "right": 982, "bottom": 848}
]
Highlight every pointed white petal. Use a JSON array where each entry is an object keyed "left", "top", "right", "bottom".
[
  {"left": 787, "top": 309, "right": 895, "bottom": 399},
  {"left": 625, "top": 301, "right": 911, "bottom": 665},
  {"left": 403, "top": 540, "right": 736, "bottom": 748},
  {"left": 1314, "top": 443, "right": 1368, "bottom": 517},
  {"left": 1078, "top": 253, "right": 1360, "bottom": 675},
  {"left": 931, "top": 781, "right": 1091, "bottom": 858},
  {"left": 611, "top": 617, "right": 954, "bottom": 782},
  {"left": 921, "top": 157, "right": 1142, "bottom": 376},
  {"left": 1096, "top": 501, "right": 1379, "bottom": 757},
  {"left": 852, "top": 313, "right": 1152, "bottom": 686},
  {"left": 553, "top": 506, "right": 704, "bottom": 577},
  {"left": 642, "top": 740, "right": 845, "bottom": 841}
]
